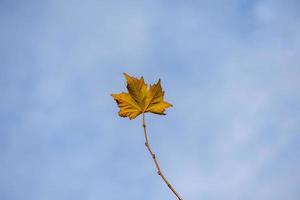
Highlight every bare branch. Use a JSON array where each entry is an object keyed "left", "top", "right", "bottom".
[{"left": 142, "top": 113, "right": 183, "bottom": 200}]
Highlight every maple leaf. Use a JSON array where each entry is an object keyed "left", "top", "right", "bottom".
[
  {"left": 111, "top": 73, "right": 172, "bottom": 119},
  {"left": 111, "top": 73, "right": 182, "bottom": 200}
]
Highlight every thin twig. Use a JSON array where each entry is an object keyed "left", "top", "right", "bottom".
[{"left": 142, "top": 113, "right": 183, "bottom": 200}]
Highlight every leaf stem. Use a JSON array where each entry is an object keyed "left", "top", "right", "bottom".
[{"left": 142, "top": 113, "right": 183, "bottom": 200}]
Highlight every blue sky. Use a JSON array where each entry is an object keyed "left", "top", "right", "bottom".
[{"left": 1, "top": 0, "right": 300, "bottom": 199}]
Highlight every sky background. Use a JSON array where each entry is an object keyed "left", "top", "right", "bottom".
[{"left": 1, "top": 0, "right": 300, "bottom": 199}]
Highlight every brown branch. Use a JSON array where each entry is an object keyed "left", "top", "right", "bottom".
[{"left": 142, "top": 113, "right": 183, "bottom": 200}]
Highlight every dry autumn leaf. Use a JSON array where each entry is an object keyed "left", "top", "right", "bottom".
[
  {"left": 111, "top": 73, "right": 182, "bottom": 200},
  {"left": 111, "top": 73, "right": 172, "bottom": 119}
]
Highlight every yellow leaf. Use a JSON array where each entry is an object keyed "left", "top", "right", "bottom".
[{"left": 111, "top": 73, "right": 172, "bottom": 119}]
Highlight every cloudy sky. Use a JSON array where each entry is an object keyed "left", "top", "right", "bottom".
[{"left": 1, "top": 0, "right": 300, "bottom": 199}]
